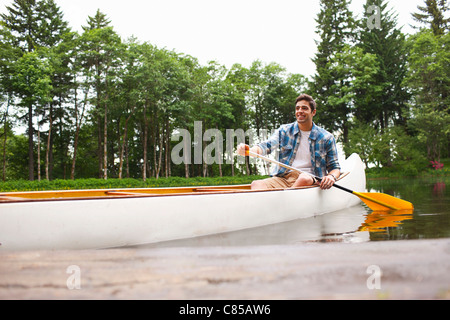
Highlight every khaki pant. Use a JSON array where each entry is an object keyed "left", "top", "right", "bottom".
[
  {"left": 261, "top": 171, "right": 318, "bottom": 189},
  {"left": 261, "top": 171, "right": 299, "bottom": 189}
]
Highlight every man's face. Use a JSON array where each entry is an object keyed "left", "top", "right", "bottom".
[{"left": 295, "top": 100, "right": 316, "bottom": 126}]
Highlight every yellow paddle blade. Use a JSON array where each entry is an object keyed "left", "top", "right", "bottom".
[{"left": 353, "top": 192, "right": 414, "bottom": 211}]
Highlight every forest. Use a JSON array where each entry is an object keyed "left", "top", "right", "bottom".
[{"left": 0, "top": 0, "right": 449, "bottom": 182}]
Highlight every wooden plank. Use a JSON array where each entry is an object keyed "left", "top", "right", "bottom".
[
  {"left": 0, "top": 185, "right": 256, "bottom": 203},
  {"left": 105, "top": 191, "right": 158, "bottom": 196}
]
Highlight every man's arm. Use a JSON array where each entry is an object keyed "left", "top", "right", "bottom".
[
  {"left": 328, "top": 169, "right": 341, "bottom": 181},
  {"left": 320, "top": 135, "right": 341, "bottom": 190}
]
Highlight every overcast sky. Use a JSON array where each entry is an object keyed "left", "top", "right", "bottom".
[{"left": 1, "top": 0, "right": 426, "bottom": 78}]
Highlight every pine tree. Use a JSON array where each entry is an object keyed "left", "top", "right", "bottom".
[
  {"left": 80, "top": 10, "right": 123, "bottom": 179},
  {"left": 358, "top": 0, "right": 409, "bottom": 133},
  {"left": 406, "top": 30, "right": 450, "bottom": 160},
  {"left": 1, "top": 0, "right": 69, "bottom": 180},
  {"left": 36, "top": 0, "right": 70, "bottom": 47},
  {"left": 310, "top": 0, "right": 356, "bottom": 140},
  {"left": 412, "top": 0, "right": 449, "bottom": 36},
  {"left": 1, "top": 0, "right": 69, "bottom": 52},
  {"left": 1, "top": 0, "right": 40, "bottom": 52},
  {"left": 83, "top": 9, "right": 112, "bottom": 31}
]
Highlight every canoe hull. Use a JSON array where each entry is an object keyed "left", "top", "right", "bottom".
[{"left": 0, "top": 154, "right": 366, "bottom": 250}]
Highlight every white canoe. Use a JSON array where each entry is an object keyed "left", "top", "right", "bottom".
[{"left": 0, "top": 154, "right": 365, "bottom": 250}]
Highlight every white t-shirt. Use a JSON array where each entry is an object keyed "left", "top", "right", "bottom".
[{"left": 292, "top": 130, "right": 314, "bottom": 175}]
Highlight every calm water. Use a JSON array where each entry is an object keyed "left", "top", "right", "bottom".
[
  {"left": 142, "top": 176, "right": 450, "bottom": 248},
  {"left": 365, "top": 176, "right": 450, "bottom": 241}
]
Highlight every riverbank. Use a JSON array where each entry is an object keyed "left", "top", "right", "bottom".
[
  {"left": 1, "top": 239, "right": 449, "bottom": 300},
  {"left": 0, "top": 176, "right": 266, "bottom": 192},
  {"left": 0, "top": 169, "right": 448, "bottom": 192}
]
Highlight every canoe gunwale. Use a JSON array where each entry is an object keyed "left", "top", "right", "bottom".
[
  {"left": 0, "top": 185, "right": 305, "bottom": 204},
  {"left": 0, "top": 172, "right": 349, "bottom": 204}
]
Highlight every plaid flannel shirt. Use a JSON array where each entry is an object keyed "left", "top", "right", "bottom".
[{"left": 258, "top": 122, "right": 341, "bottom": 178}]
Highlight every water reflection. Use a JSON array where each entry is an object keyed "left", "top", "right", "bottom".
[
  {"left": 366, "top": 176, "right": 450, "bottom": 241},
  {"left": 358, "top": 210, "right": 414, "bottom": 233},
  {"left": 137, "top": 205, "right": 411, "bottom": 248},
  {"left": 433, "top": 182, "right": 446, "bottom": 196}
]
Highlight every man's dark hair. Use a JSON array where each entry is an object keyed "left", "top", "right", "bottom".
[{"left": 296, "top": 94, "right": 317, "bottom": 111}]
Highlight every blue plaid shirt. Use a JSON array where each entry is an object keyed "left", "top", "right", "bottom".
[{"left": 258, "top": 122, "right": 341, "bottom": 178}]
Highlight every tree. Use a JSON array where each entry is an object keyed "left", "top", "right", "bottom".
[
  {"left": 310, "top": 0, "right": 355, "bottom": 135},
  {"left": 1, "top": 0, "right": 69, "bottom": 180},
  {"left": 246, "top": 61, "right": 292, "bottom": 135},
  {"left": 80, "top": 10, "right": 123, "bottom": 179},
  {"left": 344, "top": 47, "right": 384, "bottom": 126},
  {"left": 1, "top": 0, "right": 69, "bottom": 52},
  {"left": 199, "top": 61, "right": 234, "bottom": 177},
  {"left": 39, "top": 0, "right": 71, "bottom": 180},
  {"left": 83, "top": 9, "right": 111, "bottom": 31},
  {"left": 358, "top": 0, "right": 410, "bottom": 132},
  {"left": 115, "top": 38, "right": 142, "bottom": 179},
  {"left": 412, "top": 0, "right": 449, "bottom": 35},
  {"left": 322, "top": 45, "right": 382, "bottom": 144},
  {"left": 224, "top": 63, "right": 250, "bottom": 176},
  {"left": 0, "top": 92, "right": 13, "bottom": 181},
  {"left": 1, "top": 0, "right": 41, "bottom": 53},
  {"left": 53, "top": 31, "right": 90, "bottom": 180},
  {"left": 11, "top": 50, "right": 53, "bottom": 179},
  {"left": 405, "top": 29, "right": 450, "bottom": 161},
  {"left": 343, "top": 119, "right": 377, "bottom": 167},
  {"left": 0, "top": 24, "right": 21, "bottom": 180}
]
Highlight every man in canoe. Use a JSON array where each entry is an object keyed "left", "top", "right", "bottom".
[{"left": 237, "top": 94, "right": 341, "bottom": 190}]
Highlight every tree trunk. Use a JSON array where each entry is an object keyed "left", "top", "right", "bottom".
[
  {"left": 184, "top": 131, "right": 190, "bottom": 179},
  {"left": 245, "top": 156, "right": 250, "bottom": 176},
  {"left": 119, "top": 105, "right": 136, "bottom": 179},
  {"left": 70, "top": 84, "right": 88, "bottom": 180},
  {"left": 28, "top": 104, "right": 34, "bottom": 180},
  {"left": 143, "top": 103, "right": 148, "bottom": 181},
  {"left": 165, "top": 119, "right": 170, "bottom": 178},
  {"left": 103, "top": 100, "right": 108, "bottom": 180},
  {"left": 37, "top": 124, "right": 41, "bottom": 181},
  {"left": 155, "top": 124, "right": 163, "bottom": 180},
  {"left": 125, "top": 139, "right": 130, "bottom": 178},
  {"left": 98, "top": 115, "right": 103, "bottom": 178},
  {"left": 118, "top": 125, "right": 128, "bottom": 179},
  {"left": 71, "top": 124, "right": 80, "bottom": 180},
  {"left": 118, "top": 117, "right": 130, "bottom": 179},
  {"left": 231, "top": 159, "right": 235, "bottom": 177},
  {"left": 2, "top": 98, "right": 10, "bottom": 181},
  {"left": 45, "top": 105, "right": 53, "bottom": 180},
  {"left": 342, "top": 119, "right": 349, "bottom": 144}
]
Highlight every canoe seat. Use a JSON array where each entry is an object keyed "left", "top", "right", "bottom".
[
  {"left": 338, "top": 172, "right": 349, "bottom": 180},
  {"left": 105, "top": 191, "right": 159, "bottom": 196},
  {"left": 193, "top": 188, "right": 251, "bottom": 193}
]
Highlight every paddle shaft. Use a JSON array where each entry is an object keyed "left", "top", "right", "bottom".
[{"left": 247, "top": 151, "right": 400, "bottom": 210}]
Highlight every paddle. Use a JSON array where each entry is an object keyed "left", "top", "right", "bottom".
[{"left": 244, "top": 147, "right": 414, "bottom": 212}]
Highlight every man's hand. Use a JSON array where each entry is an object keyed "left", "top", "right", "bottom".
[
  {"left": 319, "top": 175, "right": 335, "bottom": 190},
  {"left": 236, "top": 144, "right": 248, "bottom": 156},
  {"left": 319, "top": 172, "right": 339, "bottom": 190},
  {"left": 237, "top": 144, "right": 262, "bottom": 157}
]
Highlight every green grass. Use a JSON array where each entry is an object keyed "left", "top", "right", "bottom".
[
  {"left": 2, "top": 158, "right": 448, "bottom": 192},
  {"left": 0, "top": 176, "right": 270, "bottom": 192},
  {"left": 366, "top": 158, "right": 450, "bottom": 179}
]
